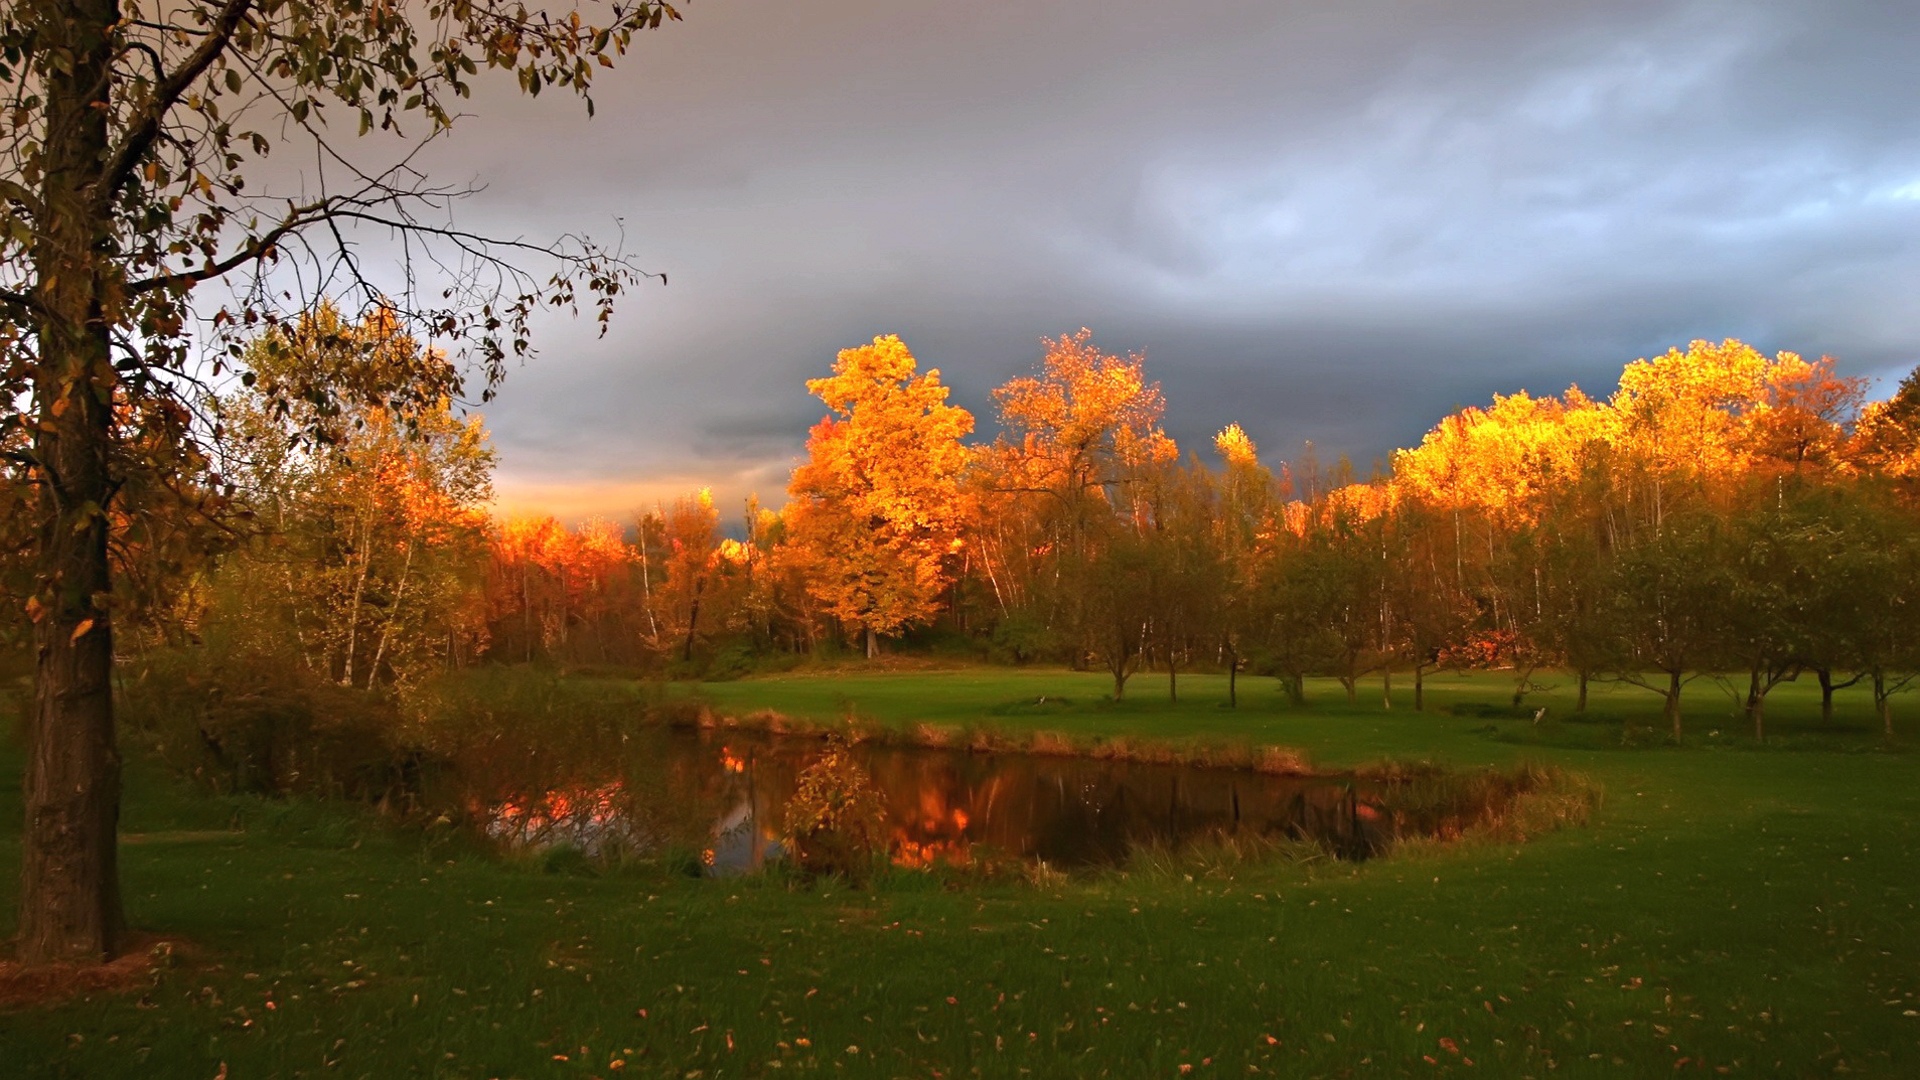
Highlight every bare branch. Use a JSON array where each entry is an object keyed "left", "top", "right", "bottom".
[{"left": 124, "top": 195, "right": 341, "bottom": 296}]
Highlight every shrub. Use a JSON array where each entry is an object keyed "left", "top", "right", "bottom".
[{"left": 780, "top": 736, "right": 889, "bottom": 882}]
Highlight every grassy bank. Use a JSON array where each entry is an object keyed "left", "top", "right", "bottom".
[{"left": 3, "top": 667, "right": 1918, "bottom": 1077}]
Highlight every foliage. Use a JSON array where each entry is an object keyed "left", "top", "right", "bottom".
[
  {"left": 780, "top": 736, "right": 890, "bottom": 882},
  {"left": 1, "top": 0, "right": 679, "bottom": 961},
  {"left": 783, "top": 336, "right": 974, "bottom": 653},
  {"left": 218, "top": 306, "right": 495, "bottom": 691}
]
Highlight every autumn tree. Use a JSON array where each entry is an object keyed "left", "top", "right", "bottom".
[
  {"left": 487, "top": 515, "right": 641, "bottom": 666},
  {"left": 222, "top": 308, "right": 494, "bottom": 691},
  {"left": 977, "top": 330, "right": 1178, "bottom": 667},
  {"left": 783, "top": 336, "right": 974, "bottom": 657},
  {"left": 1, "top": 0, "right": 677, "bottom": 961},
  {"left": 1852, "top": 362, "right": 1920, "bottom": 484},
  {"left": 1745, "top": 353, "right": 1864, "bottom": 474},
  {"left": 1213, "top": 424, "right": 1280, "bottom": 706},
  {"left": 649, "top": 489, "right": 737, "bottom": 664},
  {"left": 1133, "top": 458, "right": 1226, "bottom": 702}
]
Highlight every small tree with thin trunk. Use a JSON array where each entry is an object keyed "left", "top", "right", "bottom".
[{"left": 1604, "top": 508, "right": 1730, "bottom": 738}]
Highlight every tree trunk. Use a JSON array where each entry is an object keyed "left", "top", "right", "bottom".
[
  {"left": 1665, "top": 670, "right": 1683, "bottom": 740},
  {"left": 1745, "top": 665, "right": 1764, "bottom": 740},
  {"left": 20, "top": 0, "right": 126, "bottom": 964},
  {"left": 1339, "top": 675, "right": 1356, "bottom": 706},
  {"left": 1576, "top": 670, "right": 1589, "bottom": 713},
  {"left": 1227, "top": 647, "right": 1238, "bottom": 708},
  {"left": 681, "top": 574, "right": 705, "bottom": 662},
  {"left": 1875, "top": 670, "right": 1892, "bottom": 737},
  {"left": 1413, "top": 665, "right": 1424, "bottom": 712},
  {"left": 1817, "top": 668, "right": 1834, "bottom": 727},
  {"left": 1167, "top": 658, "right": 1177, "bottom": 703},
  {"left": 1381, "top": 669, "right": 1392, "bottom": 710},
  {"left": 864, "top": 626, "right": 877, "bottom": 660},
  {"left": 1112, "top": 666, "right": 1128, "bottom": 701}
]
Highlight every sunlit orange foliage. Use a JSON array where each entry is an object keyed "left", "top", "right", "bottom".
[
  {"left": 487, "top": 514, "right": 638, "bottom": 663},
  {"left": 1213, "top": 423, "right": 1258, "bottom": 469},
  {"left": 783, "top": 335, "right": 974, "bottom": 650},
  {"left": 988, "top": 328, "right": 1178, "bottom": 500},
  {"left": 1742, "top": 353, "right": 1864, "bottom": 473},
  {"left": 1391, "top": 389, "right": 1612, "bottom": 523},
  {"left": 1609, "top": 338, "right": 1772, "bottom": 483}
]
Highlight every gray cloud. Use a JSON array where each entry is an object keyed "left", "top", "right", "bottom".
[{"left": 410, "top": 0, "right": 1920, "bottom": 517}]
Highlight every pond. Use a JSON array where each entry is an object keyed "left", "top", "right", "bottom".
[{"left": 442, "top": 727, "right": 1422, "bottom": 873}]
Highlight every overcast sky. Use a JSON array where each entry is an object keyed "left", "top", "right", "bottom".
[{"left": 413, "top": 0, "right": 1920, "bottom": 521}]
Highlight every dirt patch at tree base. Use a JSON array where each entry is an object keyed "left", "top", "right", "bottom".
[{"left": 0, "top": 934, "right": 192, "bottom": 1011}]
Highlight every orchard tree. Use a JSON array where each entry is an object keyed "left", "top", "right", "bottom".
[
  {"left": 784, "top": 336, "right": 974, "bottom": 657},
  {"left": 1, "top": 0, "right": 677, "bottom": 963},
  {"left": 1212, "top": 423, "right": 1277, "bottom": 707}
]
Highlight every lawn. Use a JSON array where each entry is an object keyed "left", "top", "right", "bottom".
[{"left": 3, "top": 666, "right": 1918, "bottom": 1077}]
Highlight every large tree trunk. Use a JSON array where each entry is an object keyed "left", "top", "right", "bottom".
[
  {"left": 1226, "top": 646, "right": 1238, "bottom": 708},
  {"left": 1413, "top": 665, "right": 1424, "bottom": 712},
  {"left": 1817, "top": 667, "right": 1835, "bottom": 727},
  {"left": 864, "top": 626, "right": 877, "bottom": 660},
  {"left": 20, "top": 0, "right": 127, "bottom": 964},
  {"left": 1576, "top": 670, "right": 1589, "bottom": 713}
]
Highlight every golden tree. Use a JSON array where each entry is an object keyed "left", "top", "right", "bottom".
[{"left": 784, "top": 336, "right": 974, "bottom": 657}]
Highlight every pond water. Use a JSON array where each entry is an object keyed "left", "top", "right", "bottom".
[{"left": 449, "top": 727, "right": 1408, "bottom": 873}]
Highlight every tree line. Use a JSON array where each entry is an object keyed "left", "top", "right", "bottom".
[{"left": 56, "top": 317, "right": 1917, "bottom": 743}]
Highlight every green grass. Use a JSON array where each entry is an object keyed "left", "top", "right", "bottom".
[{"left": 3, "top": 667, "right": 1919, "bottom": 1077}]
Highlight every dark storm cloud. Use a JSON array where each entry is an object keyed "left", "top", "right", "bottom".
[{"left": 427, "top": 0, "right": 1920, "bottom": 518}]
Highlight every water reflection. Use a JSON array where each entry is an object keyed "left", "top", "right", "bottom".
[{"left": 471, "top": 729, "right": 1401, "bottom": 873}]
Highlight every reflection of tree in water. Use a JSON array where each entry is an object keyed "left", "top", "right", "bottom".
[{"left": 470, "top": 729, "right": 1392, "bottom": 870}]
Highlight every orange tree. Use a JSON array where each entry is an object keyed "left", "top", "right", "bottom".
[
  {"left": 0, "top": 0, "right": 678, "bottom": 963},
  {"left": 783, "top": 336, "right": 974, "bottom": 657}
]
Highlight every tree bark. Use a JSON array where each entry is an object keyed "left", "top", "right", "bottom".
[
  {"left": 1284, "top": 673, "right": 1306, "bottom": 708},
  {"left": 20, "top": 0, "right": 127, "bottom": 964},
  {"left": 864, "top": 626, "right": 877, "bottom": 660},
  {"left": 1665, "top": 670, "right": 1683, "bottom": 740},
  {"left": 681, "top": 574, "right": 705, "bottom": 662},
  {"left": 1576, "top": 670, "right": 1589, "bottom": 713},
  {"left": 1381, "top": 669, "right": 1392, "bottom": 710},
  {"left": 1817, "top": 667, "right": 1834, "bottom": 727},
  {"left": 1413, "top": 665, "right": 1424, "bottom": 712},
  {"left": 1226, "top": 646, "right": 1238, "bottom": 708}
]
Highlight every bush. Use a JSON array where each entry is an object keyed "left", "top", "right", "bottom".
[
  {"left": 780, "top": 735, "right": 889, "bottom": 883},
  {"left": 120, "top": 648, "right": 416, "bottom": 803},
  {"left": 986, "top": 612, "right": 1054, "bottom": 664}
]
